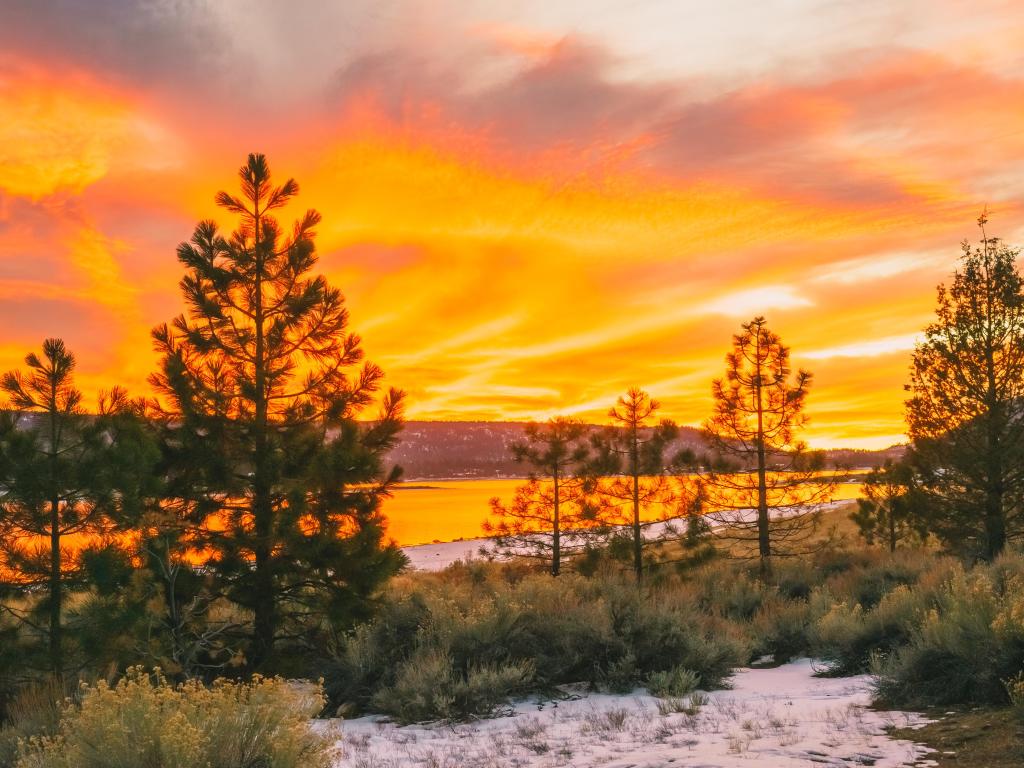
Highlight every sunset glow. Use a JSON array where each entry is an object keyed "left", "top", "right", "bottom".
[{"left": 4, "top": 2, "right": 1024, "bottom": 448}]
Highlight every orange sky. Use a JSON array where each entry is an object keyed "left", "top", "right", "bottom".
[{"left": 3, "top": 1, "right": 1024, "bottom": 449}]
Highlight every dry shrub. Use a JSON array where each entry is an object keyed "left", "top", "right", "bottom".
[{"left": 16, "top": 670, "right": 334, "bottom": 768}]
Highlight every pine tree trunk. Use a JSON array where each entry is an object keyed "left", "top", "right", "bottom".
[
  {"left": 551, "top": 471, "right": 560, "bottom": 577},
  {"left": 983, "top": 484, "right": 1006, "bottom": 560},
  {"left": 47, "top": 392, "right": 62, "bottom": 683},
  {"left": 983, "top": 325, "right": 1007, "bottom": 561},
  {"left": 632, "top": 428, "right": 642, "bottom": 584},
  {"left": 252, "top": 482, "right": 275, "bottom": 666},
  {"left": 755, "top": 366, "right": 771, "bottom": 574},
  {"left": 49, "top": 495, "right": 62, "bottom": 684},
  {"left": 250, "top": 191, "right": 276, "bottom": 667}
]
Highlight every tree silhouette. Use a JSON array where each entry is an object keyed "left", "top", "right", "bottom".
[
  {"left": 0, "top": 339, "right": 156, "bottom": 682},
  {"left": 483, "top": 418, "right": 597, "bottom": 575},
  {"left": 702, "top": 317, "right": 834, "bottom": 572},
  {"left": 590, "top": 388, "right": 678, "bottom": 583},
  {"left": 906, "top": 216, "right": 1024, "bottom": 560},
  {"left": 150, "top": 154, "right": 406, "bottom": 668}
]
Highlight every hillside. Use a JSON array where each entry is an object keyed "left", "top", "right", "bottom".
[{"left": 386, "top": 421, "right": 905, "bottom": 480}]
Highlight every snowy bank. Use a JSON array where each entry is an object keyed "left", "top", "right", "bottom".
[
  {"left": 400, "top": 501, "right": 852, "bottom": 572},
  {"left": 325, "top": 659, "right": 933, "bottom": 767}
]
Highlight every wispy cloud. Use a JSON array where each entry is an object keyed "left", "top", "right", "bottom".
[{"left": 803, "top": 334, "right": 919, "bottom": 360}]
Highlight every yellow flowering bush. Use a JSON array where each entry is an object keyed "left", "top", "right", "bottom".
[{"left": 16, "top": 669, "right": 336, "bottom": 768}]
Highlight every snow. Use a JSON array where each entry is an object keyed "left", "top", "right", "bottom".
[
  {"left": 400, "top": 501, "right": 852, "bottom": 573},
  {"left": 402, "top": 538, "right": 491, "bottom": 570},
  {"left": 323, "top": 659, "right": 934, "bottom": 767}
]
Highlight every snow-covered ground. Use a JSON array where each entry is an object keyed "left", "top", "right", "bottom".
[
  {"left": 402, "top": 537, "right": 490, "bottom": 570},
  {"left": 323, "top": 659, "right": 933, "bottom": 767}
]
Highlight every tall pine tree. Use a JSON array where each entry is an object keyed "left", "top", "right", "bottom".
[
  {"left": 850, "top": 459, "right": 925, "bottom": 552},
  {"left": 0, "top": 340, "right": 155, "bottom": 682},
  {"left": 590, "top": 388, "right": 677, "bottom": 583},
  {"left": 702, "top": 317, "right": 835, "bottom": 573},
  {"left": 906, "top": 216, "right": 1024, "bottom": 560},
  {"left": 150, "top": 154, "right": 405, "bottom": 668},
  {"left": 484, "top": 418, "right": 595, "bottom": 576}
]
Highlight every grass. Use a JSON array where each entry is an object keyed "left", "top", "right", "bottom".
[
  {"left": 650, "top": 500, "right": 867, "bottom": 565},
  {"left": 889, "top": 709, "right": 1024, "bottom": 768}
]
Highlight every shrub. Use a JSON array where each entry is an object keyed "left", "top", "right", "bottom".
[
  {"left": 323, "top": 593, "right": 430, "bottom": 713},
  {"left": 0, "top": 681, "right": 64, "bottom": 768},
  {"left": 773, "top": 562, "right": 816, "bottom": 601},
  {"left": 646, "top": 666, "right": 699, "bottom": 698},
  {"left": 813, "top": 584, "right": 926, "bottom": 675},
  {"left": 370, "top": 650, "right": 534, "bottom": 723},
  {"left": 508, "top": 575, "right": 619, "bottom": 684},
  {"left": 15, "top": 670, "right": 334, "bottom": 768},
  {"left": 699, "top": 569, "right": 766, "bottom": 621},
  {"left": 874, "top": 563, "right": 1024, "bottom": 707},
  {"left": 1005, "top": 671, "right": 1024, "bottom": 719},
  {"left": 824, "top": 555, "right": 927, "bottom": 609},
  {"left": 607, "top": 583, "right": 746, "bottom": 689},
  {"left": 327, "top": 569, "right": 748, "bottom": 719},
  {"left": 329, "top": 547, "right": 1020, "bottom": 719},
  {"left": 601, "top": 652, "right": 639, "bottom": 694},
  {"left": 750, "top": 597, "right": 815, "bottom": 664}
]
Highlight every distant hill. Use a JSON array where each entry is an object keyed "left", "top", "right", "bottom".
[{"left": 386, "top": 421, "right": 906, "bottom": 480}]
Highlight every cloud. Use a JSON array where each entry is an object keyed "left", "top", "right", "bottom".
[
  {"left": 803, "top": 334, "right": 919, "bottom": 360},
  {"left": 700, "top": 286, "right": 813, "bottom": 317},
  {"left": 319, "top": 32, "right": 1024, "bottom": 220},
  {"left": 0, "top": 0, "right": 230, "bottom": 90},
  {"left": 0, "top": 60, "right": 173, "bottom": 198},
  {"left": 810, "top": 251, "right": 943, "bottom": 285},
  {"left": 3, "top": 2, "right": 1024, "bottom": 449}
]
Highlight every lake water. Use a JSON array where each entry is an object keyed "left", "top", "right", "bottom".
[{"left": 382, "top": 476, "right": 867, "bottom": 546}]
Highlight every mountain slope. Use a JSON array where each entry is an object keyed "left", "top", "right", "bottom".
[{"left": 387, "top": 421, "right": 905, "bottom": 479}]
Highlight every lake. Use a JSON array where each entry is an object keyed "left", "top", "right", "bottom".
[{"left": 382, "top": 475, "right": 868, "bottom": 546}]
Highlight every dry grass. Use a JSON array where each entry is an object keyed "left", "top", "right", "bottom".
[
  {"left": 655, "top": 500, "right": 890, "bottom": 564},
  {"left": 717, "top": 500, "right": 895, "bottom": 554},
  {"left": 889, "top": 709, "right": 1024, "bottom": 768}
]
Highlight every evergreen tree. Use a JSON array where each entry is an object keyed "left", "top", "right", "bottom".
[
  {"left": 702, "top": 317, "right": 834, "bottom": 572},
  {"left": 850, "top": 459, "right": 925, "bottom": 552},
  {"left": 150, "top": 154, "right": 406, "bottom": 669},
  {"left": 590, "top": 388, "right": 678, "bottom": 583},
  {"left": 483, "top": 418, "right": 595, "bottom": 575},
  {"left": 667, "top": 476, "right": 717, "bottom": 571},
  {"left": 906, "top": 216, "right": 1024, "bottom": 560},
  {"left": 0, "top": 339, "right": 156, "bottom": 682}
]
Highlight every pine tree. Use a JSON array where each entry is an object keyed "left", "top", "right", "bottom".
[
  {"left": 590, "top": 388, "right": 678, "bottom": 583},
  {"left": 702, "top": 317, "right": 834, "bottom": 573},
  {"left": 150, "top": 154, "right": 406, "bottom": 668},
  {"left": 850, "top": 459, "right": 925, "bottom": 552},
  {"left": 906, "top": 216, "right": 1024, "bottom": 560},
  {"left": 668, "top": 476, "right": 717, "bottom": 571},
  {"left": 0, "top": 339, "right": 156, "bottom": 682},
  {"left": 483, "top": 418, "right": 595, "bottom": 575}
]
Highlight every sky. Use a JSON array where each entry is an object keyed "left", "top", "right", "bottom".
[{"left": 3, "top": 1, "right": 1024, "bottom": 449}]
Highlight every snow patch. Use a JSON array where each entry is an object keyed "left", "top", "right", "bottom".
[{"left": 323, "top": 659, "right": 933, "bottom": 767}]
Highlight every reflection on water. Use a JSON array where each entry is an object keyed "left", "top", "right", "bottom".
[{"left": 384, "top": 475, "right": 867, "bottom": 546}]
